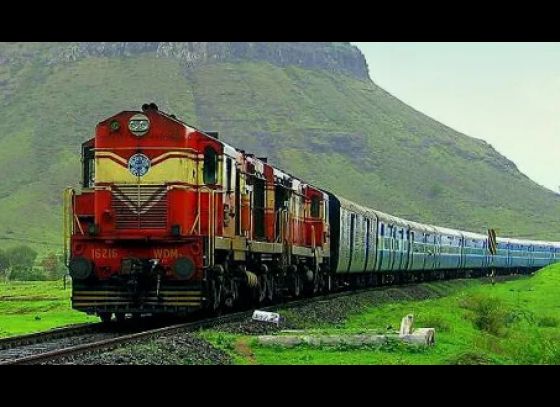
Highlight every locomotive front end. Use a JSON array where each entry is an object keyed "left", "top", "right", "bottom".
[{"left": 66, "top": 105, "right": 213, "bottom": 321}]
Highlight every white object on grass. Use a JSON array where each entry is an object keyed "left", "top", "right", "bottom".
[{"left": 252, "top": 310, "right": 281, "bottom": 325}]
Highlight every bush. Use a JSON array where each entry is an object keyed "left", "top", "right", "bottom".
[
  {"left": 460, "top": 294, "right": 509, "bottom": 336},
  {"left": 418, "top": 313, "right": 450, "bottom": 332},
  {"left": 507, "top": 335, "right": 560, "bottom": 364},
  {"left": 0, "top": 249, "right": 8, "bottom": 278},
  {"left": 41, "top": 252, "right": 67, "bottom": 280},
  {"left": 537, "top": 316, "right": 559, "bottom": 328},
  {"left": 5, "top": 245, "right": 37, "bottom": 270},
  {"left": 9, "top": 266, "right": 47, "bottom": 281},
  {"left": 447, "top": 351, "right": 495, "bottom": 365}
]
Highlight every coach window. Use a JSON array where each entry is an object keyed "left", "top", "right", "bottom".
[
  {"left": 311, "top": 196, "right": 320, "bottom": 218},
  {"left": 203, "top": 147, "right": 218, "bottom": 185}
]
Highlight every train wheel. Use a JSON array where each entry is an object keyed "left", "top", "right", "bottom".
[
  {"left": 257, "top": 274, "right": 267, "bottom": 304},
  {"left": 289, "top": 273, "right": 301, "bottom": 298},
  {"left": 99, "top": 312, "right": 112, "bottom": 324},
  {"left": 313, "top": 272, "right": 320, "bottom": 295},
  {"left": 302, "top": 270, "right": 316, "bottom": 296},
  {"left": 266, "top": 275, "right": 275, "bottom": 303},
  {"left": 208, "top": 279, "right": 222, "bottom": 313}
]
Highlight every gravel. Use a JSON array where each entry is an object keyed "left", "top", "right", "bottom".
[
  {"left": 0, "top": 332, "right": 123, "bottom": 363},
  {"left": 212, "top": 277, "right": 508, "bottom": 333},
  {"left": 50, "top": 332, "right": 232, "bottom": 365}
]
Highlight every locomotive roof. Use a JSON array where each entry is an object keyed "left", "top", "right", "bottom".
[{"left": 147, "top": 108, "right": 327, "bottom": 196}]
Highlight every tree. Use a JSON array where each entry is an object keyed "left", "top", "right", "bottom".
[
  {"left": 41, "top": 252, "right": 67, "bottom": 280},
  {"left": 5, "top": 245, "right": 40, "bottom": 280},
  {"left": 0, "top": 249, "right": 8, "bottom": 279},
  {"left": 6, "top": 245, "right": 38, "bottom": 270}
]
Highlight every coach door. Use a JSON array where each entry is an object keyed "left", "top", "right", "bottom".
[
  {"left": 376, "top": 223, "right": 385, "bottom": 271},
  {"left": 390, "top": 226, "right": 398, "bottom": 272},
  {"left": 404, "top": 229, "right": 412, "bottom": 271},
  {"left": 223, "top": 155, "right": 236, "bottom": 238},
  {"left": 395, "top": 227, "right": 404, "bottom": 271},
  {"left": 235, "top": 166, "right": 241, "bottom": 236},
  {"left": 435, "top": 235, "right": 442, "bottom": 269},
  {"left": 365, "top": 216, "right": 377, "bottom": 273},
  {"left": 274, "top": 184, "right": 289, "bottom": 243}
]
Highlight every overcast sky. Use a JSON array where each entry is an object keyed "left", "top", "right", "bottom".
[{"left": 353, "top": 42, "right": 560, "bottom": 193}]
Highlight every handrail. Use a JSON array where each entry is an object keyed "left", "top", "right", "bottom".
[{"left": 62, "top": 187, "right": 75, "bottom": 267}]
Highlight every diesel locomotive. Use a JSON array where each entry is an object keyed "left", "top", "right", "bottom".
[{"left": 63, "top": 104, "right": 560, "bottom": 322}]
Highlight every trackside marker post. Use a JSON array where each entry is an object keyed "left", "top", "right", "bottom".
[{"left": 488, "top": 229, "right": 497, "bottom": 285}]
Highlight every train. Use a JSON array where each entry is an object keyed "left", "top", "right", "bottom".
[{"left": 63, "top": 104, "right": 560, "bottom": 322}]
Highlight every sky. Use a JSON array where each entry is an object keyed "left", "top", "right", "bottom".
[{"left": 353, "top": 42, "right": 560, "bottom": 193}]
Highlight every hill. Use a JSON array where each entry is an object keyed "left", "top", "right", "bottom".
[{"left": 0, "top": 42, "right": 559, "bottom": 253}]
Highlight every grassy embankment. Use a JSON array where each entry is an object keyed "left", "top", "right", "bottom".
[
  {"left": 203, "top": 264, "right": 560, "bottom": 364},
  {"left": 0, "top": 280, "right": 96, "bottom": 338}
]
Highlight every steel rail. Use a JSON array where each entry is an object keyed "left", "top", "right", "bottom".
[{"left": 0, "top": 322, "right": 104, "bottom": 351}]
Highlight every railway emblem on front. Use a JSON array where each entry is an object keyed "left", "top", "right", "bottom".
[{"left": 128, "top": 153, "right": 150, "bottom": 177}]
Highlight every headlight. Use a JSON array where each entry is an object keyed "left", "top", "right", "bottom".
[
  {"left": 128, "top": 114, "right": 150, "bottom": 136},
  {"left": 69, "top": 257, "right": 93, "bottom": 280},
  {"left": 109, "top": 119, "right": 121, "bottom": 132},
  {"left": 173, "top": 257, "right": 195, "bottom": 280}
]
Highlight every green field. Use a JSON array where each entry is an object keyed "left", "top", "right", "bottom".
[
  {"left": 204, "top": 265, "right": 560, "bottom": 364},
  {"left": 0, "top": 280, "right": 97, "bottom": 338}
]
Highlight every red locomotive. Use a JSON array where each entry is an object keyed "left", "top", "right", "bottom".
[{"left": 64, "top": 104, "right": 330, "bottom": 322}]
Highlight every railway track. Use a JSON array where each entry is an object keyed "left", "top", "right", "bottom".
[
  {"left": 0, "top": 283, "right": 398, "bottom": 365},
  {"left": 0, "top": 322, "right": 104, "bottom": 351},
  {"left": 0, "top": 273, "right": 524, "bottom": 365},
  {"left": 0, "top": 318, "right": 173, "bottom": 365}
]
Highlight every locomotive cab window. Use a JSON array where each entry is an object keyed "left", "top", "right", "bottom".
[
  {"left": 82, "top": 145, "right": 95, "bottom": 188},
  {"left": 311, "top": 196, "right": 320, "bottom": 218},
  {"left": 226, "top": 158, "right": 233, "bottom": 192},
  {"left": 203, "top": 147, "right": 218, "bottom": 185}
]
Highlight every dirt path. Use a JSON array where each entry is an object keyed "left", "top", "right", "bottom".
[{"left": 234, "top": 338, "right": 257, "bottom": 365}]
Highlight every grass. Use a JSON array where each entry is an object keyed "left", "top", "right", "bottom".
[
  {"left": 203, "top": 264, "right": 560, "bottom": 364},
  {"left": 0, "top": 280, "right": 97, "bottom": 338}
]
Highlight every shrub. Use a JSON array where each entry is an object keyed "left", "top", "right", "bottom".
[
  {"left": 9, "top": 266, "right": 47, "bottom": 281},
  {"left": 0, "top": 249, "right": 8, "bottom": 277},
  {"left": 460, "top": 294, "right": 509, "bottom": 336},
  {"left": 41, "top": 252, "right": 67, "bottom": 280},
  {"left": 537, "top": 316, "right": 559, "bottom": 328},
  {"left": 447, "top": 351, "right": 495, "bottom": 365},
  {"left": 5, "top": 245, "right": 37, "bottom": 270},
  {"left": 418, "top": 313, "right": 450, "bottom": 332},
  {"left": 507, "top": 335, "right": 560, "bottom": 364}
]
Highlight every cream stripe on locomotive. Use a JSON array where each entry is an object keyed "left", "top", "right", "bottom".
[{"left": 95, "top": 151, "right": 215, "bottom": 185}]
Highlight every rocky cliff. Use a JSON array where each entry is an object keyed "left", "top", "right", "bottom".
[{"left": 0, "top": 42, "right": 370, "bottom": 80}]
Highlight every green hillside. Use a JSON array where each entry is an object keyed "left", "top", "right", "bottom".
[{"left": 0, "top": 42, "right": 559, "bottom": 254}]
